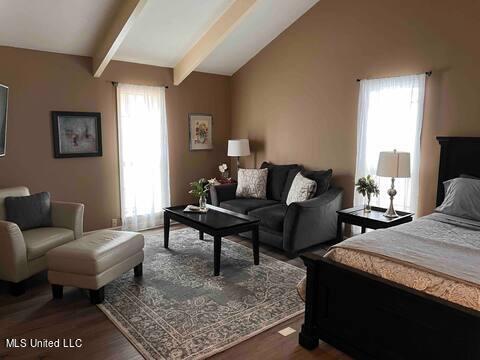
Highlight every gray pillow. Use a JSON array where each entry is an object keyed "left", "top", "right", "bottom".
[
  {"left": 5, "top": 192, "right": 52, "bottom": 230},
  {"left": 436, "top": 178, "right": 480, "bottom": 221}
]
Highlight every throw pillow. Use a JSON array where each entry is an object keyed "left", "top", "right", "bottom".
[
  {"left": 260, "top": 162, "right": 300, "bottom": 201},
  {"left": 286, "top": 173, "right": 317, "bottom": 205},
  {"left": 5, "top": 192, "right": 52, "bottom": 230},
  {"left": 281, "top": 167, "right": 304, "bottom": 203},
  {"left": 236, "top": 168, "right": 268, "bottom": 199},
  {"left": 302, "top": 169, "right": 333, "bottom": 196}
]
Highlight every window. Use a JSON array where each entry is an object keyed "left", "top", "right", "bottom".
[
  {"left": 354, "top": 74, "right": 426, "bottom": 212},
  {"left": 116, "top": 84, "right": 170, "bottom": 230}
]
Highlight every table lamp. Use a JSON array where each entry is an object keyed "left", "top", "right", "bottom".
[
  {"left": 228, "top": 139, "right": 250, "bottom": 169},
  {"left": 376, "top": 150, "right": 411, "bottom": 218}
]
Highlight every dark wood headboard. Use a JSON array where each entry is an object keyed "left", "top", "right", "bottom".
[{"left": 436, "top": 136, "right": 480, "bottom": 206}]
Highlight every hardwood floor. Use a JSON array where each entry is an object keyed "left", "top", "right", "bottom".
[{"left": 0, "top": 226, "right": 348, "bottom": 360}]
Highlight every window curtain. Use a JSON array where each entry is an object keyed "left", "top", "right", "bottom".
[
  {"left": 354, "top": 74, "right": 426, "bottom": 213},
  {"left": 116, "top": 83, "right": 170, "bottom": 231}
]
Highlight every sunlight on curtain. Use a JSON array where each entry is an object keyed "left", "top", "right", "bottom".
[
  {"left": 117, "top": 84, "right": 170, "bottom": 230},
  {"left": 354, "top": 74, "right": 426, "bottom": 213}
]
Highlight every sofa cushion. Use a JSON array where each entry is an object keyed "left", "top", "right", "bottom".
[
  {"left": 261, "top": 162, "right": 301, "bottom": 201},
  {"left": 47, "top": 230, "right": 144, "bottom": 276},
  {"left": 0, "top": 186, "right": 29, "bottom": 221},
  {"left": 286, "top": 173, "right": 317, "bottom": 205},
  {"left": 281, "top": 167, "right": 303, "bottom": 203},
  {"left": 302, "top": 169, "right": 333, "bottom": 196},
  {"left": 249, "top": 204, "right": 287, "bottom": 233},
  {"left": 5, "top": 192, "right": 52, "bottom": 231},
  {"left": 23, "top": 227, "right": 74, "bottom": 260},
  {"left": 220, "top": 199, "right": 278, "bottom": 214},
  {"left": 236, "top": 168, "right": 268, "bottom": 199}
]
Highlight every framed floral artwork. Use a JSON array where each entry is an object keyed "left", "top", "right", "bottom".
[{"left": 188, "top": 113, "right": 212, "bottom": 151}]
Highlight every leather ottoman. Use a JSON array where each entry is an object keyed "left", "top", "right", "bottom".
[{"left": 46, "top": 230, "right": 144, "bottom": 304}]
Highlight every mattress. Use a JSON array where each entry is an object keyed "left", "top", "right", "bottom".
[{"left": 297, "top": 213, "right": 480, "bottom": 311}]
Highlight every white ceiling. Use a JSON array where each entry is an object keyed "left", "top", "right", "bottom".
[
  {"left": 0, "top": 0, "right": 118, "bottom": 56},
  {"left": 114, "top": 0, "right": 235, "bottom": 68},
  {"left": 0, "top": 0, "right": 319, "bottom": 76},
  {"left": 197, "top": 0, "right": 319, "bottom": 75}
]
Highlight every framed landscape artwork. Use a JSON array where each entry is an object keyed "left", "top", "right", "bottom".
[
  {"left": 52, "top": 111, "right": 102, "bottom": 158},
  {"left": 189, "top": 113, "right": 213, "bottom": 150},
  {"left": 0, "top": 84, "right": 8, "bottom": 157}
]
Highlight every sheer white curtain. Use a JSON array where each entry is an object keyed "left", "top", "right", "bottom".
[
  {"left": 354, "top": 74, "right": 426, "bottom": 213},
  {"left": 117, "top": 84, "right": 170, "bottom": 230}
]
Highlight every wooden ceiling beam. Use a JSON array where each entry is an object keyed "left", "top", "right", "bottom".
[
  {"left": 173, "top": 0, "right": 257, "bottom": 85},
  {"left": 92, "top": 0, "right": 148, "bottom": 78}
]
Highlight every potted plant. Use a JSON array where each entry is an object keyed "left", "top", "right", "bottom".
[
  {"left": 189, "top": 178, "right": 212, "bottom": 211},
  {"left": 355, "top": 175, "right": 380, "bottom": 212}
]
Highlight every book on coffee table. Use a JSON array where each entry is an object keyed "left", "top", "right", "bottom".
[{"left": 183, "top": 205, "right": 208, "bottom": 213}]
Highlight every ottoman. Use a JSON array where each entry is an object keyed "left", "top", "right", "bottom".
[{"left": 46, "top": 230, "right": 144, "bottom": 304}]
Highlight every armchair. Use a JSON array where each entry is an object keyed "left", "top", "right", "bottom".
[{"left": 0, "top": 187, "right": 84, "bottom": 295}]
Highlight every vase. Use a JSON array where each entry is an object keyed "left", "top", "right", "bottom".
[
  {"left": 199, "top": 194, "right": 207, "bottom": 211},
  {"left": 364, "top": 193, "right": 372, "bottom": 213}
]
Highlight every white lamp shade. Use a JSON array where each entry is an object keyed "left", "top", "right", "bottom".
[
  {"left": 377, "top": 151, "right": 411, "bottom": 178},
  {"left": 228, "top": 139, "right": 250, "bottom": 157}
]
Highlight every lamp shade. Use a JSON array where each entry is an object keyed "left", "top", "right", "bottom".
[
  {"left": 228, "top": 139, "right": 250, "bottom": 157},
  {"left": 376, "top": 151, "right": 411, "bottom": 178}
]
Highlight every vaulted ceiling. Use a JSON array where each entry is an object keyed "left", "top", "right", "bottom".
[{"left": 0, "top": 0, "right": 319, "bottom": 83}]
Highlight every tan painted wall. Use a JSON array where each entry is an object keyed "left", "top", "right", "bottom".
[
  {"left": 0, "top": 46, "right": 231, "bottom": 231},
  {"left": 231, "top": 0, "right": 480, "bottom": 215}
]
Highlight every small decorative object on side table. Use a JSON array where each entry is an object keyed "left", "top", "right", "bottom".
[
  {"left": 188, "top": 178, "right": 213, "bottom": 212},
  {"left": 336, "top": 206, "right": 413, "bottom": 242},
  {"left": 355, "top": 175, "right": 380, "bottom": 212},
  {"left": 218, "top": 163, "right": 230, "bottom": 179}
]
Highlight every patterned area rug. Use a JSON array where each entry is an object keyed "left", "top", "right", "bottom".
[{"left": 98, "top": 228, "right": 305, "bottom": 360}]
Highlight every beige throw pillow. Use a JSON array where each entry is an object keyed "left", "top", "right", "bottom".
[
  {"left": 286, "top": 173, "right": 317, "bottom": 205},
  {"left": 236, "top": 168, "right": 268, "bottom": 199}
]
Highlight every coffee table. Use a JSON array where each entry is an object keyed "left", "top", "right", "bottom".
[{"left": 163, "top": 204, "right": 260, "bottom": 276}]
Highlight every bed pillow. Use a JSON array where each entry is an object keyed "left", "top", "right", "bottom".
[
  {"left": 436, "top": 178, "right": 480, "bottom": 221},
  {"left": 286, "top": 173, "right": 317, "bottom": 205},
  {"left": 236, "top": 168, "right": 268, "bottom": 199},
  {"left": 5, "top": 192, "right": 52, "bottom": 230}
]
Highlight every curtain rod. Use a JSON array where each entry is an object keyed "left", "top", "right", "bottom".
[
  {"left": 111, "top": 81, "right": 169, "bottom": 89},
  {"left": 356, "top": 71, "right": 432, "bottom": 82}
]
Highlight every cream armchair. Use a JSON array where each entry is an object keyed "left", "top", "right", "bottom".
[{"left": 0, "top": 186, "right": 84, "bottom": 295}]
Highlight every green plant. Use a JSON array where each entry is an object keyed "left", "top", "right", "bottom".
[
  {"left": 189, "top": 178, "right": 211, "bottom": 198},
  {"left": 355, "top": 175, "right": 380, "bottom": 198}
]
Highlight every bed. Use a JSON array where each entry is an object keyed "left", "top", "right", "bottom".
[{"left": 298, "top": 137, "right": 480, "bottom": 360}]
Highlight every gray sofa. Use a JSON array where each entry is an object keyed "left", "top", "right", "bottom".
[{"left": 209, "top": 163, "right": 343, "bottom": 257}]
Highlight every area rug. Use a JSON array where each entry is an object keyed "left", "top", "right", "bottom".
[{"left": 97, "top": 228, "right": 305, "bottom": 360}]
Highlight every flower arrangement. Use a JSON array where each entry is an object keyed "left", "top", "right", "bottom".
[
  {"left": 189, "top": 178, "right": 215, "bottom": 210},
  {"left": 189, "top": 178, "right": 211, "bottom": 198},
  {"left": 355, "top": 175, "right": 380, "bottom": 212},
  {"left": 218, "top": 163, "right": 229, "bottom": 179}
]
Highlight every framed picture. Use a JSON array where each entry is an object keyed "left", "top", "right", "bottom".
[
  {"left": 0, "top": 84, "right": 8, "bottom": 157},
  {"left": 189, "top": 113, "right": 213, "bottom": 151},
  {"left": 52, "top": 111, "right": 102, "bottom": 158}
]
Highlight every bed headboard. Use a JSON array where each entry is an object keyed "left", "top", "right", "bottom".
[{"left": 436, "top": 136, "right": 480, "bottom": 206}]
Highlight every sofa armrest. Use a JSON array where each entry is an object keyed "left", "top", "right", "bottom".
[
  {"left": 209, "top": 183, "right": 237, "bottom": 206},
  {"left": 0, "top": 220, "right": 28, "bottom": 282},
  {"left": 51, "top": 201, "right": 84, "bottom": 239},
  {"left": 283, "top": 187, "right": 343, "bottom": 253}
]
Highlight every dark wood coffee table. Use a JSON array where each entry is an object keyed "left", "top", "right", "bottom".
[{"left": 163, "top": 204, "right": 260, "bottom": 276}]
